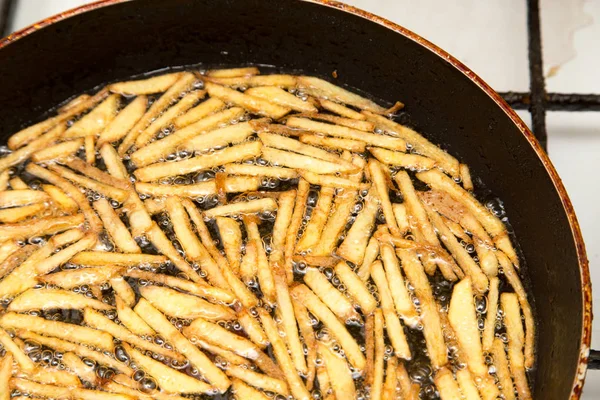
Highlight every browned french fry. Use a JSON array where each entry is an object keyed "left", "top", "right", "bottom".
[
  {"left": 371, "top": 309, "right": 385, "bottom": 400},
  {"left": 416, "top": 169, "right": 518, "bottom": 266},
  {"left": 370, "top": 261, "right": 411, "bottom": 359},
  {"left": 482, "top": 277, "right": 500, "bottom": 352},
  {"left": 93, "top": 198, "right": 140, "bottom": 253},
  {"left": 287, "top": 117, "right": 405, "bottom": 150},
  {"left": 318, "top": 342, "right": 356, "bottom": 399},
  {"left": 290, "top": 284, "right": 365, "bottom": 370},
  {"left": 299, "top": 133, "right": 366, "bottom": 152},
  {"left": 304, "top": 267, "right": 361, "bottom": 323},
  {"left": 292, "top": 299, "right": 317, "bottom": 390},
  {"left": 118, "top": 72, "right": 197, "bottom": 154},
  {"left": 492, "top": 337, "right": 515, "bottom": 400},
  {"left": 364, "top": 112, "right": 460, "bottom": 177},
  {"left": 284, "top": 178, "right": 310, "bottom": 281},
  {"left": 448, "top": 278, "right": 487, "bottom": 376},
  {"left": 334, "top": 261, "right": 377, "bottom": 314},
  {"left": 434, "top": 368, "right": 462, "bottom": 400},
  {"left": 134, "top": 140, "right": 261, "bottom": 182},
  {"left": 139, "top": 285, "right": 235, "bottom": 321},
  {"left": 31, "top": 138, "right": 84, "bottom": 162},
  {"left": 1, "top": 312, "right": 113, "bottom": 351},
  {"left": 97, "top": 96, "right": 147, "bottom": 146},
  {"left": 369, "top": 146, "right": 436, "bottom": 170},
  {"left": 64, "top": 94, "right": 120, "bottom": 138},
  {"left": 205, "top": 81, "right": 290, "bottom": 118},
  {"left": 40, "top": 266, "right": 123, "bottom": 289},
  {"left": 41, "top": 184, "right": 78, "bottom": 213},
  {"left": 297, "top": 76, "right": 385, "bottom": 113},
  {"left": 356, "top": 238, "right": 379, "bottom": 281},
  {"left": 244, "top": 216, "right": 276, "bottom": 304},
  {"left": 231, "top": 378, "right": 270, "bottom": 400},
  {"left": 133, "top": 299, "right": 231, "bottom": 392},
  {"left": 0, "top": 203, "right": 45, "bottom": 224},
  {"left": 316, "top": 364, "right": 333, "bottom": 400},
  {"left": 257, "top": 308, "right": 311, "bottom": 400},
  {"left": 109, "top": 72, "right": 182, "bottom": 95},
  {"left": 207, "top": 74, "right": 297, "bottom": 89},
  {"left": 174, "top": 97, "right": 226, "bottom": 128},
  {"left": 10, "top": 378, "right": 132, "bottom": 399},
  {"left": 396, "top": 362, "right": 420, "bottom": 400},
  {"left": 382, "top": 356, "right": 398, "bottom": 400},
  {"left": 502, "top": 293, "right": 532, "bottom": 400},
  {"left": 337, "top": 187, "right": 379, "bottom": 265},
  {"left": 8, "top": 288, "right": 112, "bottom": 312},
  {"left": 247, "top": 86, "right": 317, "bottom": 113},
  {"left": 299, "top": 112, "right": 374, "bottom": 131},
  {"left": 318, "top": 98, "right": 366, "bottom": 120},
  {"left": 226, "top": 365, "right": 289, "bottom": 396},
  {"left": 208, "top": 67, "right": 260, "bottom": 78},
  {"left": 70, "top": 251, "right": 167, "bottom": 266}
]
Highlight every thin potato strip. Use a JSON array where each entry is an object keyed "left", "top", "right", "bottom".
[
  {"left": 207, "top": 74, "right": 297, "bottom": 89},
  {"left": 492, "top": 337, "right": 516, "bottom": 400},
  {"left": 244, "top": 216, "right": 276, "bottom": 304},
  {"left": 318, "top": 342, "right": 356, "bottom": 399},
  {"left": 334, "top": 261, "right": 377, "bottom": 314},
  {"left": 64, "top": 94, "right": 120, "bottom": 138},
  {"left": 115, "top": 294, "right": 155, "bottom": 336},
  {"left": 237, "top": 308, "right": 270, "bottom": 350},
  {"left": 223, "top": 163, "right": 298, "bottom": 179},
  {"left": 363, "top": 314, "right": 375, "bottom": 387},
  {"left": 318, "top": 98, "right": 366, "bottom": 120},
  {"left": 62, "top": 351, "right": 98, "bottom": 384},
  {"left": 501, "top": 293, "right": 532, "bottom": 400},
  {"left": 460, "top": 163, "right": 474, "bottom": 191},
  {"left": 369, "top": 146, "right": 436, "bottom": 170},
  {"left": 31, "top": 138, "right": 84, "bottom": 162},
  {"left": 382, "top": 356, "right": 398, "bottom": 400},
  {"left": 397, "top": 363, "right": 420, "bottom": 400},
  {"left": 0, "top": 244, "right": 35, "bottom": 279},
  {"left": 482, "top": 277, "right": 500, "bottom": 351},
  {"left": 136, "top": 176, "right": 259, "bottom": 197},
  {"left": 174, "top": 97, "right": 226, "bottom": 128},
  {"left": 94, "top": 198, "right": 140, "bottom": 253},
  {"left": 299, "top": 133, "right": 366, "bottom": 152},
  {"left": 0, "top": 190, "right": 49, "bottom": 208},
  {"left": 10, "top": 378, "right": 132, "bottom": 400},
  {"left": 109, "top": 72, "right": 182, "bottom": 95},
  {"left": 231, "top": 378, "right": 270, "bottom": 400},
  {"left": 185, "top": 123, "right": 255, "bottom": 155},
  {"left": 371, "top": 309, "right": 385, "bottom": 400},
  {"left": 8, "top": 288, "right": 113, "bottom": 312},
  {"left": 48, "top": 164, "right": 129, "bottom": 203},
  {"left": 99, "top": 143, "right": 129, "bottom": 179},
  {"left": 300, "top": 170, "right": 367, "bottom": 190},
  {"left": 456, "top": 366, "right": 483, "bottom": 400},
  {"left": 0, "top": 203, "right": 46, "bottom": 224},
  {"left": 0, "top": 328, "right": 35, "bottom": 373},
  {"left": 269, "top": 190, "right": 295, "bottom": 264},
  {"left": 0, "top": 170, "right": 9, "bottom": 191},
  {"left": 8, "top": 177, "right": 28, "bottom": 189},
  {"left": 226, "top": 365, "right": 289, "bottom": 396},
  {"left": 197, "top": 339, "right": 249, "bottom": 366},
  {"left": 41, "top": 184, "right": 78, "bottom": 212},
  {"left": 205, "top": 81, "right": 290, "bottom": 119},
  {"left": 298, "top": 112, "right": 374, "bottom": 131},
  {"left": 39, "top": 263, "right": 119, "bottom": 290},
  {"left": 292, "top": 299, "right": 317, "bottom": 390},
  {"left": 369, "top": 159, "right": 401, "bottom": 236},
  {"left": 296, "top": 186, "right": 335, "bottom": 252},
  {"left": 262, "top": 146, "right": 356, "bottom": 174},
  {"left": 98, "top": 95, "right": 147, "bottom": 146},
  {"left": 434, "top": 367, "right": 462, "bottom": 400},
  {"left": 0, "top": 124, "right": 66, "bottom": 173},
  {"left": 247, "top": 86, "right": 317, "bottom": 113},
  {"left": 392, "top": 203, "right": 410, "bottom": 235},
  {"left": 380, "top": 243, "right": 419, "bottom": 327},
  {"left": 337, "top": 187, "right": 379, "bottom": 265},
  {"left": 206, "top": 197, "right": 277, "bottom": 218},
  {"left": 70, "top": 251, "right": 167, "bottom": 266},
  {"left": 85, "top": 135, "right": 96, "bottom": 163},
  {"left": 207, "top": 67, "right": 260, "bottom": 78},
  {"left": 356, "top": 238, "right": 379, "bottom": 281},
  {"left": 304, "top": 267, "right": 361, "bottom": 323},
  {"left": 284, "top": 178, "right": 310, "bottom": 282}
]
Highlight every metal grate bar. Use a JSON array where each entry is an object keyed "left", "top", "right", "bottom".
[
  {"left": 526, "top": 0, "right": 548, "bottom": 150},
  {"left": 500, "top": 92, "right": 600, "bottom": 112}
]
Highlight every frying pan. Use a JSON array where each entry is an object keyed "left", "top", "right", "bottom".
[{"left": 0, "top": 0, "right": 591, "bottom": 398}]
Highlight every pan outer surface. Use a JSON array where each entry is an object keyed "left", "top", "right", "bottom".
[{"left": 0, "top": 0, "right": 591, "bottom": 398}]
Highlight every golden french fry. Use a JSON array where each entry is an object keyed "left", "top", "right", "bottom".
[
  {"left": 318, "top": 342, "right": 356, "bottom": 399},
  {"left": 133, "top": 299, "right": 231, "bottom": 392},
  {"left": 64, "top": 94, "right": 120, "bottom": 138},
  {"left": 237, "top": 308, "right": 270, "bottom": 350},
  {"left": 0, "top": 203, "right": 45, "bottom": 224},
  {"left": 59, "top": 93, "right": 92, "bottom": 113},
  {"left": 492, "top": 337, "right": 516, "bottom": 400},
  {"left": 0, "top": 214, "right": 85, "bottom": 243},
  {"left": 448, "top": 278, "right": 487, "bottom": 376},
  {"left": 85, "top": 135, "right": 96, "bottom": 164},
  {"left": 93, "top": 198, "right": 140, "bottom": 253},
  {"left": 40, "top": 266, "right": 123, "bottom": 289},
  {"left": 337, "top": 187, "right": 379, "bottom": 265},
  {"left": 205, "top": 197, "right": 276, "bottom": 218},
  {"left": 0, "top": 244, "right": 34, "bottom": 280},
  {"left": 247, "top": 86, "right": 317, "bottom": 113},
  {"left": 114, "top": 294, "right": 154, "bottom": 337},
  {"left": 257, "top": 308, "right": 311, "bottom": 400},
  {"left": 41, "top": 184, "right": 78, "bottom": 213},
  {"left": 292, "top": 299, "right": 317, "bottom": 390},
  {"left": 297, "top": 76, "right": 385, "bottom": 113},
  {"left": 197, "top": 339, "right": 249, "bottom": 366},
  {"left": 48, "top": 164, "right": 130, "bottom": 203},
  {"left": 434, "top": 368, "right": 462, "bottom": 400},
  {"left": 123, "top": 344, "right": 215, "bottom": 394},
  {"left": 0, "top": 328, "right": 35, "bottom": 373},
  {"left": 269, "top": 190, "right": 295, "bottom": 264},
  {"left": 99, "top": 143, "right": 129, "bottom": 179},
  {"left": 9, "top": 177, "right": 28, "bottom": 189},
  {"left": 290, "top": 284, "right": 365, "bottom": 370},
  {"left": 109, "top": 72, "right": 182, "bottom": 95},
  {"left": 185, "top": 122, "right": 255, "bottom": 155},
  {"left": 206, "top": 74, "right": 297, "bottom": 89},
  {"left": 261, "top": 146, "right": 354, "bottom": 174},
  {"left": 0, "top": 189, "right": 49, "bottom": 208},
  {"left": 136, "top": 176, "right": 259, "bottom": 198},
  {"left": 174, "top": 97, "right": 226, "bottom": 128},
  {"left": 371, "top": 309, "right": 385, "bottom": 400},
  {"left": 296, "top": 187, "right": 335, "bottom": 252},
  {"left": 316, "top": 364, "right": 333, "bottom": 400},
  {"left": 304, "top": 267, "right": 361, "bottom": 323},
  {"left": 231, "top": 378, "right": 270, "bottom": 400},
  {"left": 284, "top": 178, "right": 310, "bottom": 282},
  {"left": 226, "top": 364, "right": 289, "bottom": 396},
  {"left": 396, "top": 362, "right": 420, "bottom": 400},
  {"left": 318, "top": 98, "right": 366, "bottom": 120},
  {"left": 391, "top": 203, "right": 410, "bottom": 235},
  {"left": 134, "top": 140, "right": 261, "bottom": 182},
  {"left": 300, "top": 170, "right": 367, "bottom": 191},
  {"left": 456, "top": 368, "right": 483, "bottom": 400},
  {"left": 207, "top": 67, "right": 260, "bottom": 78},
  {"left": 10, "top": 378, "right": 133, "bottom": 400},
  {"left": 244, "top": 216, "right": 276, "bottom": 304},
  {"left": 223, "top": 163, "right": 298, "bottom": 179},
  {"left": 8, "top": 288, "right": 112, "bottom": 312},
  {"left": 204, "top": 81, "right": 290, "bottom": 119},
  {"left": 369, "top": 159, "right": 401, "bottom": 236},
  {"left": 0, "top": 353, "right": 12, "bottom": 400},
  {"left": 299, "top": 112, "right": 374, "bottom": 131},
  {"left": 334, "top": 261, "right": 376, "bottom": 314},
  {"left": 139, "top": 285, "right": 235, "bottom": 321},
  {"left": 98, "top": 96, "right": 147, "bottom": 146},
  {"left": 356, "top": 238, "right": 379, "bottom": 281},
  {"left": 502, "top": 293, "right": 532, "bottom": 400},
  {"left": 1, "top": 312, "right": 113, "bottom": 351},
  {"left": 364, "top": 111, "right": 460, "bottom": 177},
  {"left": 370, "top": 261, "right": 411, "bottom": 359},
  {"left": 31, "top": 138, "right": 84, "bottom": 162},
  {"left": 369, "top": 146, "right": 436, "bottom": 170},
  {"left": 1, "top": 121, "right": 66, "bottom": 172},
  {"left": 70, "top": 251, "right": 167, "bottom": 266},
  {"left": 0, "top": 170, "right": 9, "bottom": 191},
  {"left": 382, "top": 356, "right": 398, "bottom": 400},
  {"left": 288, "top": 117, "right": 405, "bottom": 151},
  {"left": 299, "top": 133, "right": 366, "bottom": 152},
  {"left": 482, "top": 277, "right": 500, "bottom": 352},
  {"left": 460, "top": 163, "right": 474, "bottom": 190}
]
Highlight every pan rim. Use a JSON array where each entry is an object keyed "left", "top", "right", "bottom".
[{"left": 0, "top": 0, "right": 592, "bottom": 397}]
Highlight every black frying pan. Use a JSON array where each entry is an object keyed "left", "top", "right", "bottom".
[{"left": 0, "top": 0, "right": 591, "bottom": 398}]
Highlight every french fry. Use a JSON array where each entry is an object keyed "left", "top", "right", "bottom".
[
  {"left": 334, "top": 261, "right": 377, "bottom": 314},
  {"left": 292, "top": 299, "right": 317, "bottom": 389},
  {"left": 371, "top": 309, "right": 385, "bottom": 400},
  {"left": 370, "top": 261, "right": 411, "bottom": 359},
  {"left": 118, "top": 72, "right": 197, "bottom": 154},
  {"left": 59, "top": 93, "right": 91, "bottom": 114},
  {"left": 123, "top": 344, "right": 215, "bottom": 394},
  {"left": 132, "top": 107, "right": 245, "bottom": 166},
  {"left": 0, "top": 353, "right": 12, "bottom": 400},
  {"left": 205, "top": 197, "right": 276, "bottom": 218},
  {"left": 369, "top": 159, "right": 401, "bottom": 236},
  {"left": 207, "top": 74, "right": 297, "bottom": 89},
  {"left": 0, "top": 203, "right": 45, "bottom": 224},
  {"left": 1, "top": 312, "right": 113, "bottom": 351},
  {"left": 299, "top": 170, "right": 367, "bottom": 190},
  {"left": 134, "top": 140, "right": 261, "bottom": 182},
  {"left": 382, "top": 356, "right": 398, "bottom": 400},
  {"left": 396, "top": 362, "right": 420, "bottom": 400},
  {"left": 492, "top": 337, "right": 516, "bottom": 400},
  {"left": 115, "top": 294, "right": 154, "bottom": 336},
  {"left": 290, "top": 284, "right": 365, "bottom": 370},
  {"left": 337, "top": 187, "right": 379, "bottom": 265},
  {"left": 68, "top": 157, "right": 133, "bottom": 192},
  {"left": 318, "top": 98, "right": 366, "bottom": 120},
  {"left": 284, "top": 178, "right": 310, "bottom": 282},
  {"left": 1, "top": 122, "right": 66, "bottom": 173},
  {"left": 31, "top": 138, "right": 84, "bottom": 162},
  {"left": 247, "top": 86, "right": 317, "bottom": 113},
  {"left": 460, "top": 163, "right": 474, "bottom": 190},
  {"left": 17, "top": 330, "right": 132, "bottom": 375},
  {"left": 139, "top": 285, "right": 235, "bottom": 321},
  {"left": 448, "top": 278, "right": 487, "bottom": 376},
  {"left": 296, "top": 187, "right": 335, "bottom": 252},
  {"left": 0, "top": 244, "right": 34, "bottom": 279},
  {"left": 364, "top": 314, "right": 375, "bottom": 387},
  {"left": 64, "top": 94, "right": 120, "bottom": 138},
  {"left": 208, "top": 67, "right": 260, "bottom": 78},
  {"left": 434, "top": 368, "right": 462, "bottom": 400},
  {"left": 240, "top": 241, "right": 258, "bottom": 284},
  {"left": 269, "top": 190, "right": 295, "bottom": 264},
  {"left": 40, "top": 266, "right": 123, "bottom": 289},
  {"left": 244, "top": 216, "right": 276, "bottom": 304},
  {"left": 0, "top": 190, "right": 49, "bottom": 208},
  {"left": 41, "top": 184, "right": 78, "bottom": 212},
  {"left": 391, "top": 203, "right": 410, "bottom": 235},
  {"left": 70, "top": 251, "right": 167, "bottom": 266},
  {"left": 501, "top": 293, "right": 532, "bottom": 400},
  {"left": 223, "top": 163, "right": 298, "bottom": 179},
  {"left": 356, "top": 238, "right": 379, "bottom": 281},
  {"left": 0, "top": 328, "right": 35, "bottom": 373},
  {"left": 364, "top": 112, "right": 460, "bottom": 177},
  {"left": 456, "top": 368, "right": 483, "bottom": 400},
  {"left": 185, "top": 123, "right": 255, "bottom": 155},
  {"left": 99, "top": 143, "right": 129, "bottom": 180},
  {"left": 297, "top": 76, "right": 386, "bottom": 113},
  {"left": 299, "top": 112, "right": 374, "bottom": 131},
  {"left": 416, "top": 169, "right": 518, "bottom": 266},
  {"left": 85, "top": 135, "right": 96, "bottom": 164},
  {"left": 62, "top": 351, "right": 101, "bottom": 384},
  {"left": 287, "top": 117, "right": 405, "bottom": 151},
  {"left": 304, "top": 267, "right": 361, "bottom": 323},
  {"left": 226, "top": 365, "right": 289, "bottom": 396},
  {"left": 205, "top": 81, "right": 290, "bottom": 119},
  {"left": 8, "top": 288, "right": 113, "bottom": 312},
  {"left": 136, "top": 176, "right": 259, "bottom": 198},
  {"left": 9, "top": 177, "right": 28, "bottom": 189},
  {"left": 134, "top": 90, "right": 206, "bottom": 148},
  {"left": 83, "top": 307, "right": 184, "bottom": 361},
  {"left": 262, "top": 146, "right": 355, "bottom": 174},
  {"left": 299, "top": 133, "right": 366, "bottom": 152},
  {"left": 257, "top": 308, "right": 311, "bottom": 400},
  {"left": 237, "top": 308, "right": 270, "bottom": 349},
  {"left": 369, "top": 146, "right": 436, "bottom": 170},
  {"left": 109, "top": 72, "right": 182, "bottom": 95},
  {"left": 197, "top": 339, "right": 249, "bottom": 366},
  {"left": 10, "top": 378, "right": 133, "bottom": 400},
  {"left": 231, "top": 378, "right": 270, "bottom": 400},
  {"left": 93, "top": 198, "right": 140, "bottom": 253},
  {"left": 98, "top": 96, "right": 147, "bottom": 146},
  {"left": 134, "top": 299, "right": 231, "bottom": 392},
  {"left": 48, "top": 164, "right": 129, "bottom": 203},
  {"left": 316, "top": 364, "right": 333, "bottom": 400},
  {"left": 0, "top": 170, "right": 9, "bottom": 191},
  {"left": 482, "top": 277, "right": 500, "bottom": 352},
  {"left": 174, "top": 97, "right": 226, "bottom": 128},
  {"left": 318, "top": 342, "right": 356, "bottom": 399}
]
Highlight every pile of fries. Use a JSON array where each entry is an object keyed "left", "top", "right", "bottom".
[{"left": 0, "top": 67, "right": 534, "bottom": 400}]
